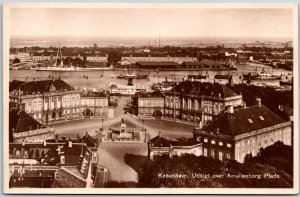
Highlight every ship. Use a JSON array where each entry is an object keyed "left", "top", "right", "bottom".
[
  {"left": 109, "top": 77, "right": 146, "bottom": 96},
  {"left": 36, "top": 66, "right": 82, "bottom": 71},
  {"left": 35, "top": 47, "right": 84, "bottom": 72},
  {"left": 116, "top": 73, "right": 148, "bottom": 79},
  {"left": 244, "top": 68, "right": 281, "bottom": 81},
  {"left": 252, "top": 73, "right": 281, "bottom": 80},
  {"left": 151, "top": 78, "right": 178, "bottom": 93}
]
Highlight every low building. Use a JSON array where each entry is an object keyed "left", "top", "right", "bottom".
[
  {"left": 136, "top": 61, "right": 180, "bottom": 70},
  {"left": 120, "top": 59, "right": 134, "bottom": 66},
  {"left": 86, "top": 53, "right": 108, "bottom": 63},
  {"left": 9, "top": 108, "right": 55, "bottom": 143},
  {"left": 80, "top": 88, "right": 109, "bottom": 118},
  {"left": 164, "top": 81, "right": 243, "bottom": 124},
  {"left": 193, "top": 99, "right": 292, "bottom": 163},
  {"left": 148, "top": 134, "right": 202, "bottom": 159},
  {"left": 10, "top": 52, "right": 31, "bottom": 62},
  {"left": 9, "top": 78, "right": 82, "bottom": 124},
  {"left": 136, "top": 90, "right": 164, "bottom": 118},
  {"left": 9, "top": 141, "right": 94, "bottom": 188},
  {"left": 121, "top": 53, "right": 197, "bottom": 64},
  {"left": 182, "top": 60, "right": 229, "bottom": 70}
]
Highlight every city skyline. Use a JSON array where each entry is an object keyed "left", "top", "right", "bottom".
[{"left": 10, "top": 7, "right": 294, "bottom": 39}]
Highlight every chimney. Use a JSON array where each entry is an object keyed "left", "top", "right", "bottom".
[
  {"left": 256, "top": 98, "right": 262, "bottom": 107},
  {"left": 228, "top": 105, "right": 234, "bottom": 114}
]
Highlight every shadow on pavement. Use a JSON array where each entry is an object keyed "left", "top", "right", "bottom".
[
  {"left": 124, "top": 153, "right": 149, "bottom": 172},
  {"left": 105, "top": 181, "right": 138, "bottom": 188}
]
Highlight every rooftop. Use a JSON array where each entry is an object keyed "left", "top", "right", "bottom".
[
  {"left": 9, "top": 79, "right": 74, "bottom": 95},
  {"left": 168, "top": 81, "right": 239, "bottom": 98},
  {"left": 135, "top": 90, "right": 164, "bottom": 98},
  {"left": 149, "top": 135, "right": 200, "bottom": 148},
  {"left": 195, "top": 104, "right": 287, "bottom": 137},
  {"left": 81, "top": 89, "right": 109, "bottom": 97},
  {"left": 136, "top": 61, "right": 180, "bottom": 67},
  {"left": 10, "top": 108, "right": 47, "bottom": 134}
]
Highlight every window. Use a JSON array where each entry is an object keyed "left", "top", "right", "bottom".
[
  {"left": 226, "top": 153, "right": 231, "bottom": 159},
  {"left": 219, "top": 142, "right": 223, "bottom": 146},
  {"left": 211, "top": 149, "right": 215, "bottom": 158},
  {"left": 204, "top": 138, "right": 208, "bottom": 143},
  {"left": 219, "top": 151, "right": 223, "bottom": 161},
  {"left": 16, "top": 150, "right": 20, "bottom": 158},
  {"left": 24, "top": 150, "right": 28, "bottom": 158},
  {"left": 203, "top": 148, "right": 208, "bottom": 156},
  {"left": 227, "top": 143, "right": 232, "bottom": 148},
  {"left": 211, "top": 140, "right": 216, "bottom": 145}
]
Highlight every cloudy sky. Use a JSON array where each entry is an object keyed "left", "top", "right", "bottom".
[{"left": 10, "top": 7, "right": 294, "bottom": 39}]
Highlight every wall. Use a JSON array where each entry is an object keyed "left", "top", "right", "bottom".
[{"left": 234, "top": 123, "right": 292, "bottom": 163}]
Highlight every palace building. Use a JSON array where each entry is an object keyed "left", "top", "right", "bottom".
[
  {"left": 164, "top": 81, "right": 243, "bottom": 124},
  {"left": 136, "top": 90, "right": 164, "bottom": 118},
  {"left": 9, "top": 108, "right": 55, "bottom": 143},
  {"left": 9, "top": 78, "right": 82, "bottom": 124},
  {"left": 193, "top": 99, "right": 292, "bottom": 163},
  {"left": 80, "top": 88, "right": 109, "bottom": 118}
]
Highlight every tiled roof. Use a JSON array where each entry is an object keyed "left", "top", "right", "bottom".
[
  {"left": 169, "top": 81, "right": 238, "bottom": 98},
  {"left": 10, "top": 169, "right": 55, "bottom": 188},
  {"left": 183, "top": 59, "right": 224, "bottom": 66},
  {"left": 51, "top": 167, "right": 86, "bottom": 188},
  {"left": 10, "top": 108, "right": 46, "bottom": 134},
  {"left": 10, "top": 79, "right": 74, "bottom": 94},
  {"left": 122, "top": 53, "right": 168, "bottom": 57},
  {"left": 9, "top": 142, "right": 88, "bottom": 166},
  {"left": 149, "top": 135, "right": 200, "bottom": 148},
  {"left": 9, "top": 80, "right": 25, "bottom": 92},
  {"left": 80, "top": 133, "right": 98, "bottom": 147},
  {"left": 135, "top": 90, "right": 164, "bottom": 98},
  {"left": 198, "top": 105, "right": 286, "bottom": 137},
  {"left": 136, "top": 61, "right": 180, "bottom": 67}
]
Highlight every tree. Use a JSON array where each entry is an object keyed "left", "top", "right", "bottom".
[{"left": 107, "top": 50, "right": 122, "bottom": 66}]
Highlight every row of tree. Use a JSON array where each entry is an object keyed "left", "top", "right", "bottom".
[{"left": 138, "top": 141, "right": 293, "bottom": 188}]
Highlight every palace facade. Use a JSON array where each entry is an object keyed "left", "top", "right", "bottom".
[
  {"left": 193, "top": 99, "right": 292, "bottom": 163},
  {"left": 80, "top": 88, "right": 109, "bottom": 118},
  {"left": 164, "top": 81, "right": 243, "bottom": 124},
  {"left": 9, "top": 78, "right": 82, "bottom": 124}
]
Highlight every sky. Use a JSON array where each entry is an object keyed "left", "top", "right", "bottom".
[{"left": 10, "top": 7, "right": 294, "bottom": 39}]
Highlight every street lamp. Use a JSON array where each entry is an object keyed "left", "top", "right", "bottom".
[{"left": 101, "top": 118, "right": 104, "bottom": 131}]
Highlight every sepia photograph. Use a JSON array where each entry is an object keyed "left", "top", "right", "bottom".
[{"left": 2, "top": 3, "right": 299, "bottom": 194}]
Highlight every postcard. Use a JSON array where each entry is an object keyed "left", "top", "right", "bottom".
[{"left": 3, "top": 3, "right": 299, "bottom": 194}]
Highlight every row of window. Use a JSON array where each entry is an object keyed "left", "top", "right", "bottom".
[
  {"left": 139, "top": 100, "right": 164, "bottom": 107},
  {"left": 203, "top": 138, "right": 232, "bottom": 148},
  {"left": 203, "top": 148, "right": 231, "bottom": 160}
]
